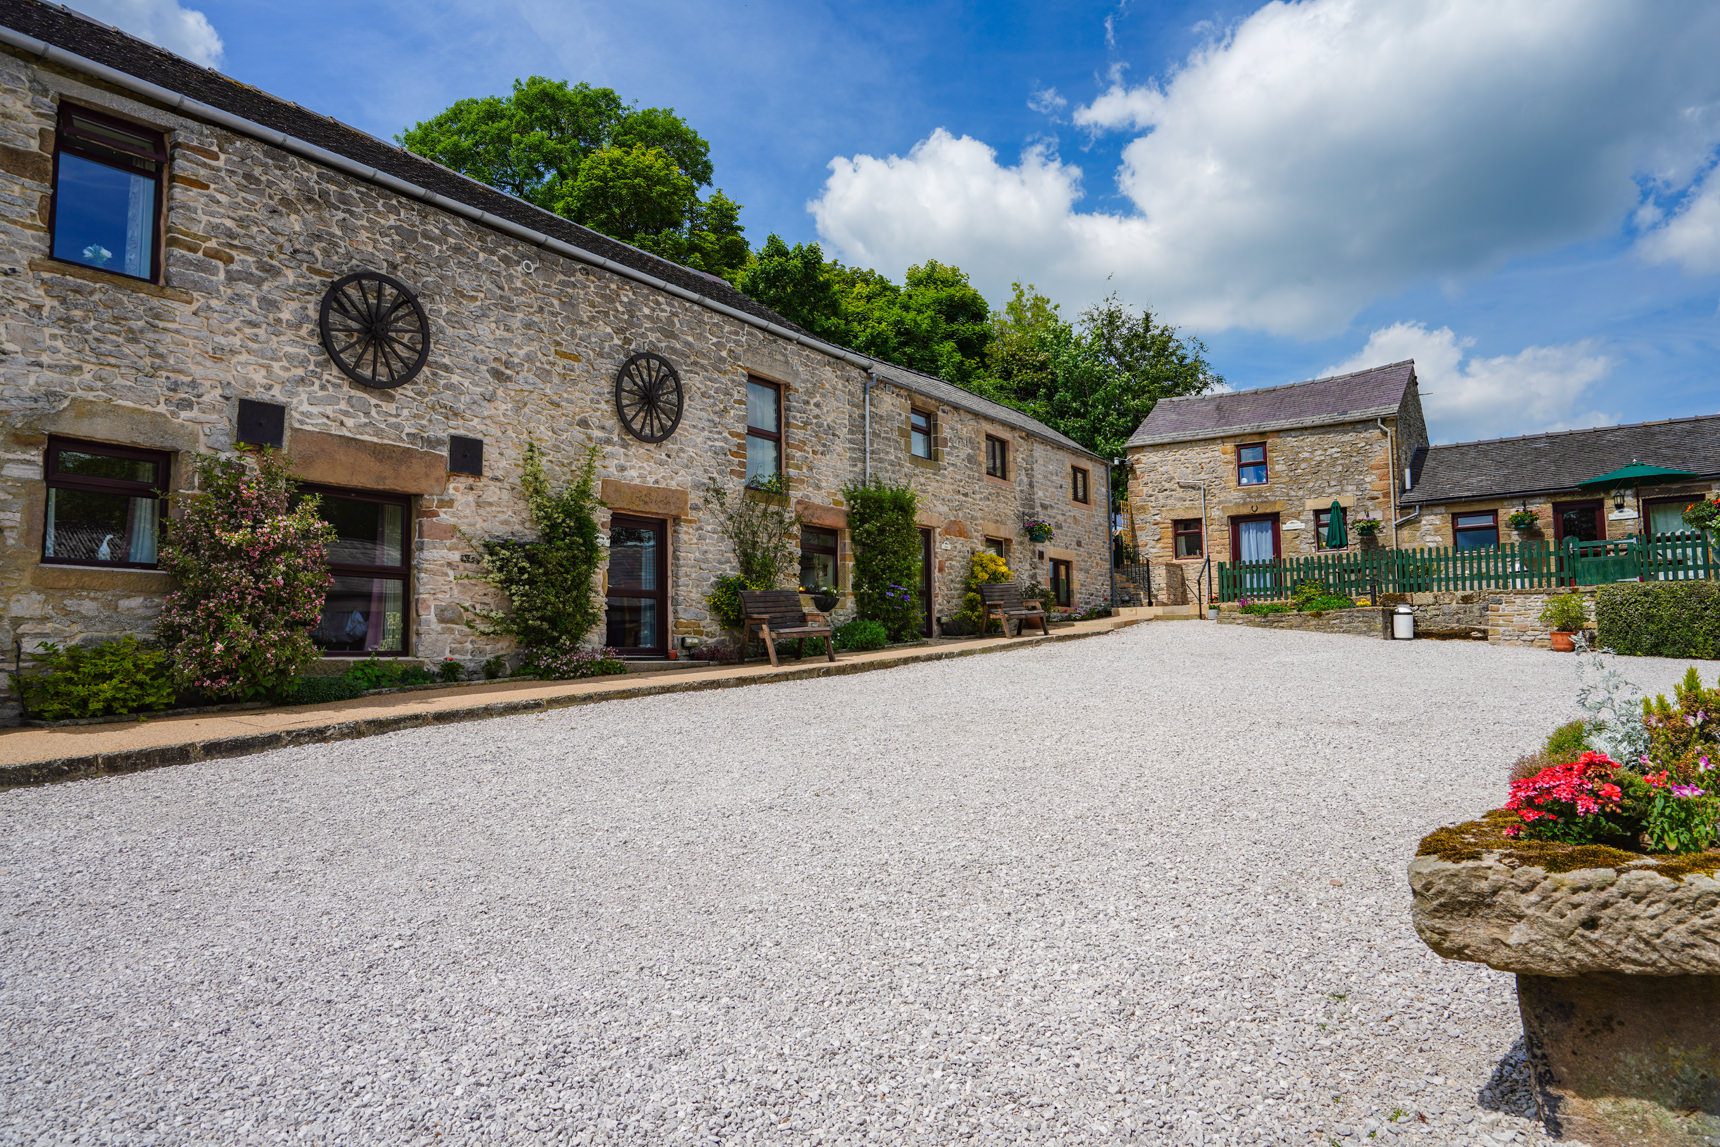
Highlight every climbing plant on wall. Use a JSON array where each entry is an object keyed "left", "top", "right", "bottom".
[
  {"left": 466, "top": 443, "right": 605, "bottom": 669},
  {"left": 842, "top": 479, "right": 921, "bottom": 642}
]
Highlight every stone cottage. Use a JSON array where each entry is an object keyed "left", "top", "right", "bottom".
[
  {"left": 1400, "top": 415, "right": 1720, "bottom": 549},
  {"left": 1124, "top": 361, "right": 1429, "bottom": 604},
  {"left": 0, "top": 2, "right": 1109, "bottom": 717}
]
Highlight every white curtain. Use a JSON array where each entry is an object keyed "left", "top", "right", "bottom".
[
  {"left": 122, "top": 175, "right": 152, "bottom": 278},
  {"left": 128, "top": 495, "right": 158, "bottom": 563},
  {"left": 1238, "top": 519, "right": 1276, "bottom": 562}
]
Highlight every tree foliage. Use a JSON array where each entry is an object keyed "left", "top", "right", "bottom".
[
  {"left": 400, "top": 77, "right": 745, "bottom": 279},
  {"left": 467, "top": 443, "right": 605, "bottom": 661}
]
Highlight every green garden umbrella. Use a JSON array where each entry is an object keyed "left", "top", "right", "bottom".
[{"left": 1324, "top": 500, "right": 1348, "bottom": 548}]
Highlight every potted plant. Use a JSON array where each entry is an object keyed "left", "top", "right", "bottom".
[
  {"left": 1023, "top": 517, "right": 1054, "bottom": 544},
  {"left": 1410, "top": 668, "right": 1720, "bottom": 1146},
  {"left": 1352, "top": 518, "right": 1383, "bottom": 549},
  {"left": 802, "top": 584, "right": 840, "bottom": 613},
  {"left": 1508, "top": 508, "right": 1539, "bottom": 533},
  {"left": 1539, "top": 591, "right": 1588, "bottom": 652}
]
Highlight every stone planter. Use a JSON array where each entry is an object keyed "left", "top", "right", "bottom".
[{"left": 1410, "top": 812, "right": 1720, "bottom": 1146}]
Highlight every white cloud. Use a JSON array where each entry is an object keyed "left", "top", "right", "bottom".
[
  {"left": 810, "top": 0, "right": 1720, "bottom": 336},
  {"left": 1027, "top": 87, "right": 1067, "bottom": 118},
  {"left": 68, "top": 0, "right": 224, "bottom": 66},
  {"left": 1326, "top": 322, "right": 1615, "bottom": 443},
  {"left": 1639, "top": 166, "right": 1720, "bottom": 274}
]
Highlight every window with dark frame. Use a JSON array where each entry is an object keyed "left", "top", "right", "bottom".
[
  {"left": 1236, "top": 442, "right": 1268, "bottom": 487},
  {"left": 1172, "top": 518, "right": 1203, "bottom": 559},
  {"left": 51, "top": 104, "right": 167, "bottom": 282},
  {"left": 41, "top": 437, "right": 168, "bottom": 568},
  {"left": 799, "top": 525, "right": 840, "bottom": 591},
  {"left": 1314, "top": 507, "right": 1348, "bottom": 550},
  {"left": 1050, "top": 558, "right": 1073, "bottom": 607},
  {"left": 1453, "top": 510, "right": 1500, "bottom": 551},
  {"left": 1071, "top": 466, "right": 1090, "bottom": 504},
  {"left": 984, "top": 536, "right": 1010, "bottom": 560},
  {"left": 745, "top": 377, "right": 783, "bottom": 484},
  {"left": 985, "top": 434, "right": 1009, "bottom": 479},
  {"left": 304, "top": 487, "right": 410, "bottom": 655},
  {"left": 910, "top": 408, "right": 935, "bottom": 459}
]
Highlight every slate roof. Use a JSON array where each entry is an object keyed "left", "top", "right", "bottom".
[
  {"left": 1127, "top": 361, "right": 1416, "bottom": 447},
  {"left": 1403, "top": 414, "right": 1720, "bottom": 505},
  {"left": 2, "top": 1, "right": 1098, "bottom": 459}
]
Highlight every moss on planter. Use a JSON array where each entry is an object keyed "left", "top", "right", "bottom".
[{"left": 1419, "top": 809, "right": 1720, "bottom": 879}]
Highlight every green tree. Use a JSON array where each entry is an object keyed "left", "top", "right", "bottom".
[
  {"left": 737, "top": 234, "right": 845, "bottom": 339},
  {"left": 400, "top": 77, "right": 746, "bottom": 279},
  {"left": 842, "top": 479, "right": 921, "bottom": 642}
]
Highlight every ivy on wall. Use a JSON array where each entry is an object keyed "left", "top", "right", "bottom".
[{"left": 842, "top": 479, "right": 921, "bottom": 642}]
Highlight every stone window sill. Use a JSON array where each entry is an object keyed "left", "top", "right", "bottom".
[
  {"left": 31, "top": 563, "right": 174, "bottom": 591},
  {"left": 29, "top": 257, "right": 195, "bottom": 304}
]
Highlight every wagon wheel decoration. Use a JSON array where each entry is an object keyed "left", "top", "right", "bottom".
[
  {"left": 318, "top": 272, "right": 430, "bottom": 389},
  {"left": 613, "top": 352, "right": 684, "bottom": 443}
]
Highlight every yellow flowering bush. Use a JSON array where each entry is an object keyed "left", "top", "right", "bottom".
[{"left": 955, "top": 550, "right": 1013, "bottom": 634}]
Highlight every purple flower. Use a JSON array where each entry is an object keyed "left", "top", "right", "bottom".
[
  {"left": 1672, "top": 784, "right": 1707, "bottom": 798},
  {"left": 1701, "top": 756, "right": 1713, "bottom": 773}
]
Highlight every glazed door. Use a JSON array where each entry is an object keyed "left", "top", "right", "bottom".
[
  {"left": 1229, "top": 514, "right": 1282, "bottom": 595},
  {"left": 1554, "top": 500, "right": 1605, "bottom": 545},
  {"left": 606, "top": 515, "right": 667, "bottom": 657},
  {"left": 919, "top": 527, "right": 935, "bottom": 638}
]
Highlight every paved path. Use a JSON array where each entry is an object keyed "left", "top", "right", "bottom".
[{"left": 0, "top": 625, "right": 1699, "bottom": 1144}]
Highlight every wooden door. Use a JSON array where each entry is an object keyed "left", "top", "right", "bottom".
[
  {"left": 919, "top": 528, "right": 935, "bottom": 637},
  {"left": 606, "top": 515, "right": 667, "bottom": 656}
]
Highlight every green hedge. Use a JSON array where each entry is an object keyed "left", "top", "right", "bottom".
[{"left": 1594, "top": 582, "right": 1720, "bottom": 658}]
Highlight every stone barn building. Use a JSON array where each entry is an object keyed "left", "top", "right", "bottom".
[
  {"left": 1123, "top": 362, "right": 1430, "bottom": 605},
  {"left": 0, "top": 2, "right": 1109, "bottom": 718}
]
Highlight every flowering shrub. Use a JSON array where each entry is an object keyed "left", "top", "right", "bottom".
[
  {"left": 158, "top": 449, "right": 334, "bottom": 701},
  {"left": 1682, "top": 495, "right": 1720, "bottom": 532},
  {"left": 517, "top": 642, "right": 627, "bottom": 680},
  {"left": 1504, "top": 666, "right": 1720, "bottom": 854},
  {"left": 955, "top": 550, "right": 1012, "bottom": 634}
]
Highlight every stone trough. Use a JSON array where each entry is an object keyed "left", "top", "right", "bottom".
[{"left": 1409, "top": 812, "right": 1720, "bottom": 1147}]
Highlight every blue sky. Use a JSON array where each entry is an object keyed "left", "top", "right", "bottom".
[{"left": 74, "top": 0, "right": 1720, "bottom": 443}]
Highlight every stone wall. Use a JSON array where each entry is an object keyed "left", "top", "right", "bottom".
[
  {"left": 1125, "top": 417, "right": 1398, "bottom": 604},
  {"left": 1484, "top": 588, "right": 1597, "bottom": 649},
  {"left": 1216, "top": 604, "right": 1385, "bottom": 638},
  {"left": 0, "top": 50, "right": 1107, "bottom": 719}
]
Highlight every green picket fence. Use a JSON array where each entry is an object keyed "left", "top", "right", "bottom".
[{"left": 1217, "top": 532, "right": 1715, "bottom": 602}]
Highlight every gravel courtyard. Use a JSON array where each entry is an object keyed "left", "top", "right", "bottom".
[{"left": 0, "top": 624, "right": 1701, "bottom": 1145}]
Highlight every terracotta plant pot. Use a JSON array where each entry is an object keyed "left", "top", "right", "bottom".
[{"left": 1549, "top": 630, "right": 1576, "bottom": 652}]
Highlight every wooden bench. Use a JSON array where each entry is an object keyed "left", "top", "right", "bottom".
[
  {"left": 979, "top": 582, "right": 1049, "bottom": 638},
  {"left": 740, "top": 589, "right": 836, "bottom": 667}
]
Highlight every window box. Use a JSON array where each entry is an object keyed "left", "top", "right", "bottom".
[{"left": 41, "top": 437, "right": 168, "bottom": 568}]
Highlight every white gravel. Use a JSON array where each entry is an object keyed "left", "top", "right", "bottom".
[{"left": 0, "top": 624, "right": 1703, "bottom": 1145}]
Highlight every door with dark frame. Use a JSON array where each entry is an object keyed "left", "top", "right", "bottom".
[
  {"left": 1553, "top": 500, "right": 1605, "bottom": 546},
  {"left": 919, "top": 527, "right": 935, "bottom": 638},
  {"left": 606, "top": 515, "right": 668, "bottom": 657}
]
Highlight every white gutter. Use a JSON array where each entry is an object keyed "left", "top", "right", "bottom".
[{"left": 0, "top": 25, "right": 1104, "bottom": 461}]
